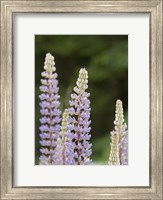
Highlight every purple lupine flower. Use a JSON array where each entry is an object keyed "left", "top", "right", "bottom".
[
  {"left": 68, "top": 68, "right": 92, "bottom": 165},
  {"left": 119, "top": 124, "right": 128, "bottom": 165},
  {"left": 108, "top": 99, "right": 128, "bottom": 165},
  {"left": 53, "top": 109, "right": 75, "bottom": 165},
  {"left": 39, "top": 53, "right": 61, "bottom": 165}
]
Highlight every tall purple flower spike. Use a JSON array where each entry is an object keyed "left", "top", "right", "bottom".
[
  {"left": 39, "top": 53, "right": 61, "bottom": 165},
  {"left": 108, "top": 99, "right": 128, "bottom": 165},
  {"left": 53, "top": 109, "right": 75, "bottom": 165},
  {"left": 68, "top": 68, "right": 92, "bottom": 165}
]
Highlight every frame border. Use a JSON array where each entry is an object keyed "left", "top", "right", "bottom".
[{"left": 1, "top": 1, "right": 162, "bottom": 199}]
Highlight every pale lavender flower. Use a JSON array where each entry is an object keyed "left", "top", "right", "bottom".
[
  {"left": 39, "top": 53, "right": 61, "bottom": 165},
  {"left": 53, "top": 109, "right": 75, "bottom": 165},
  {"left": 119, "top": 124, "right": 128, "bottom": 165},
  {"left": 108, "top": 99, "right": 128, "bottom": 165},
  {"left": 68, "top": 68, "right": 92, "bottom": 165}
]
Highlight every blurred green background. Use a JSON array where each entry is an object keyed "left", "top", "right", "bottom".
[{"left": 35, "top": 35, "right": 128, "bottom": 165}]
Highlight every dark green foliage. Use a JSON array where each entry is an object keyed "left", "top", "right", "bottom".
[{"left": 35, "top": 35, "right": 128, "bottom": 164}]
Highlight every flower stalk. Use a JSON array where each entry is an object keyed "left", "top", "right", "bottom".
[
  {"left": 68, "top": 68, "right": 92, "bottom": 165},
  {"left": 39, "top": 53, "right": 61, "bottom": 165},
  {"left": 54, "top": 109, "right": 75, "bottom": 165},
  {"left": 108, "top": 99, "right": 128, "bottom": 165}
]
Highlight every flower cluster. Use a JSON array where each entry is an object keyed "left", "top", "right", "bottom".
[
  {"left": 68, "top": 68, "right": 92, "bottom": 165},
  {"left": 39, "top": 54, "right": 92, "bottom": 165},
  {"left": 54, "top": 109, "right": 75, "bottom": 165},
  {"left": 38, "top": 53, "right": 128, "bottom": 165},
  {"left": 108, "top": 131, "right": 120, "bottom": 165},
  {"left": 108, "top": 99, "right": 128, "bottom": 165},
  {"left": 39, "top": 53, "right": 61, "bottom": 165}
]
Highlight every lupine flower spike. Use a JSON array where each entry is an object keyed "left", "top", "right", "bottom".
[
  {"left": 39, "top": 53, "right": 61, "bottom": 165},
  {"left": 68, "top": 68, "right": 92, "bottom": 165},
  {"left": 53, "top": 109, "right": 75, "bottom": 165},
  {"left": 108, "top": 99, "right": 128, "bottom": 165},
  {"left": 108, "top": 130, "right": 120, "bottom": 165}
]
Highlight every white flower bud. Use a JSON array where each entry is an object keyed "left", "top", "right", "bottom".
[
  {"left": 43, "top": 53, "right": 56, "bottom": 73},
  {"left": 75, "top": 68, "right": 89, "bottom": 94},
  {"left": 114, "top": 100, "right": 125, "bottom": 127}
]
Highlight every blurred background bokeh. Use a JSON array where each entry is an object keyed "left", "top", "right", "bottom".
[{"left": 35, "top": 35, "right": 128, "bottom": 165}]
